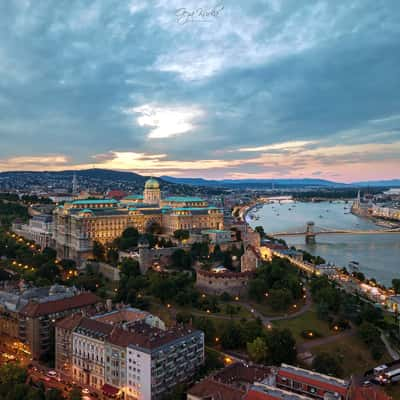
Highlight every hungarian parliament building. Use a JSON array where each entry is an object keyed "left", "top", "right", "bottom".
[{"left": 53, "top": 178, "right": 224, "bottom": 262}]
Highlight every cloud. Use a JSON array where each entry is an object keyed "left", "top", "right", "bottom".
[
  {"left": 238, "top": 140, "right": 317, "bottom": 153},
  {"left": 125, "top": 103, "right": 204, "bottom": 139},
  {"left": 0, "top": 155, "right": 70, "bottom": 171},
  {"left": 0, "top": 1, "right": 399, "bottom": 181}
]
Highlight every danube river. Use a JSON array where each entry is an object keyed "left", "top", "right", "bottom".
[{"left": 247, "top": 201, "right": 400, "bottom": 286}]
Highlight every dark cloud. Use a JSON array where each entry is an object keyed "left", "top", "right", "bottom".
[{"left": 0, "top": 0, "right": 399, "bottom": 178}]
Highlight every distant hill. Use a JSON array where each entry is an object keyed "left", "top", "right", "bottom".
[
  {"left": 161, "top": 176, "right": 346, "bottom": 188},
  {"left": 0, "top": 168, "right": 148, "bottom": 183},
  {"left": 1, "top": 168, "right": 398, "bottom": 190},
  {"left": 351, "top": 179, "right": 400, "bottom": 187},
  {"left": 162, "top": 176, "right": 400, "bottom": 188}
]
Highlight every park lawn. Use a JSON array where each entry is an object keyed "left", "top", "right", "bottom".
[
  {"left": 174, "top": 301, "right": 254, "bottom": 320},
  {"left": 148, "top": 299, "right": 175, "bottom": 325},
  {"left": 311, "top": 335, "right": 392, "bottom": 378},
  {"left": 248, "top": 298, "right": 306, "bottom": 318},
  {"left": 148, "top": 297, "right": 254, "bottom": 327},
  {"left": 273, "top": 309, "right": 335, "bottom": 343}
]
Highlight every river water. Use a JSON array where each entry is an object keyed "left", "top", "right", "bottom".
[{"left": 248, "top": 201, "right": 400, "bottom": 286}]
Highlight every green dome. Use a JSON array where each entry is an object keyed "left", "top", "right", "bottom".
[{"left": 145, "top": 177, "right": 159, "bottom": 189}]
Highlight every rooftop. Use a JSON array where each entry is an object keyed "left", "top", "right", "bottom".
[
  {"left": 202, "top": 229, "right": 232, "bottom": 234},
  {"left": 71, "top": 317, "right": 201, "bottom": 351},
  {"left": 279, "top": 364, "right": 349, "bottom": 390},
  {"left": 213, "top": 362, "right": 271, "bottom": 385},
  {"left": 72, "top": 199, "right": 118, "bottom": 205},
  {"left": 163, "top": 196, "right": 205, "bottom": 202},
  {"left": 187, "top": 378, "right": 245, "bottom": 400},
  {"left": 56, "top": 313, "right": 83, "bottom": 330},
  {"left": 76, "top": 317, "right": 114, "bottom": 339},
  {"left": 20, "top": 292, "right": 100, "bottom": 317},
  {"left": 245, "top": 385, "right": 313, "bottom": 400},
  {"left": 123, "top": 194, "right": 144, "bottom": 200},
  {"left": 126, "top": 321, "right": 202, "bottom": 351},
  {"left": 93, "top": 308, "right": 148, "bottom": 325}
]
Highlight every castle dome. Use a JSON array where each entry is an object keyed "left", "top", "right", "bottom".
[{"left": 145, "top": 177, "right": 159, "bottom": 190}]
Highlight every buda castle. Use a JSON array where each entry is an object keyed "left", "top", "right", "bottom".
[{"left": 53, "top": 178, "right": 223, "bottom": 262}]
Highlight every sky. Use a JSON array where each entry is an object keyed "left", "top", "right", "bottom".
[{"left": 0, "top": 0, "right": 399, "bottom": 182}]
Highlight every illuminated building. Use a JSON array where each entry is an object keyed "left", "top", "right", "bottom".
[
  {"left": 53, "top": 178, "right": 224, "bottom": 262},
  {"left": 12, "top": 214, "right": 53, "bottom": 249},
  {"left": 19, "top": 292, "right": 100, "bottom": 360},
  {"left": 66, "top": 311, "right": 204, "bottom": 399}
]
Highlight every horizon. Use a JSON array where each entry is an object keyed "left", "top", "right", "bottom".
[
  {"left": 1, "top": 167, "right": 399, "bottom": 184},
  {"left": 0, "top": 1, "right": 399, "bottom": 181}
]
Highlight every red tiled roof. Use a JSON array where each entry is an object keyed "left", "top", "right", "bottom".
[
  {"left": 278, "top": 369, "right": 348, "bottom": 396},
  {"left": 55, "top": 313, "right": 83, "bottom": 330},
  {"left": 107, "top": 190, "right": 127, "bottom": 200},
  {"left": 214, "top": 362, "right": 271, "bottom": 384},
  {"left": 244, "top": 389, "right": 270, "bottom": 400},
  {"left": 350, "top": 386, "right": 392, "bottom": 400},
  {"left": 77, "top": 317, "right": 114, "bottom": 336},
  {"left": 108, "top": 326, "right": 138, "bottom": 347},
  {"left": 20, "top": 292, "right": 100, "bottom": 317},
  {"left": 94, "top": 309, "right": 147, "bottom": 325},
  {"left": 187, "top": 378, "right": 245, "bottom": 400},
  {"left": 118, "top": 321, "right": 201, "bottom": 350}
]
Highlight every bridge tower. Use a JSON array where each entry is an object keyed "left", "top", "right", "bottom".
[{"left": 305, "top": 221, "right": 316, "bottom": 244}]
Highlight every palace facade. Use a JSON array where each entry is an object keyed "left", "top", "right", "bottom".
[{"left": 53, "top": 178, "right": 224, "bottom": 262}]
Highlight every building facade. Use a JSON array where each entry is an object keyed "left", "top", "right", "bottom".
[
  {"left": 276, "top": 364, "right": 349, "bottom": 400},
  {"left": 65, "top": 314, "right": 204, "bottom": 400},
  {"left": 19, "top": 292, "right": 100, "bottom": 360},
  {"left": 12, "top": 214, "right": 53, "bottom": 249},
  {"left": 196, "top": 269, "right": 253, "bottom": 296},
  {"left": 53, "top": 178, "right": 224, "bottom": 263}
]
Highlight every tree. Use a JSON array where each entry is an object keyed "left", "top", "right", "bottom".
[
  {"left": 312, "top": 353, "right": 343, "bottom": 377},
  {"left": 146, "top": 222, "right": 162, "bottom": 235},
  {"left": 171, "top": 249, "right": 192, "bottom": 270},
  {"left": 106, "top": 248, "right": 119, "bottom": 265},
  {"left": 269, "top": 288, "right": 293, "bottom": 312},
  {"left": 92, "top": 240, "right": 105, "bottom": 261},
  {"left": 0, "top": 363, "right": 27, "bottom": 385},
  {"left": 114, "top": 227, "right": 140, "bottom": 250},
  {"left": 358, "top": 321, "right": 380, "bottom": 345},
  {"left": 193, "top": 317, "right": 216, "bottom": 345},
  {"left": 254, "top": 226, "right": 265, "bottom": 237},
  {"left": 392, "top": 278, "right": 400, "bottom": 294},
  {"left": 316, "top": 302, "right": 330, "bottom": 321},
  {"left": 173, "top": 229, "right": 190, "bottom": 241},
  {"left": 45, "top": 389, "right": 63, "bottom": 400},
  {"left": 69, "top": 387, "right": 82, "bottom": 400},
  {"left": 221, "top": 322, "right": 243, "bottom": 349},
  {"left": 190, "top": 242, "right": 209, "bottom": 260},
  {"left": 247, "top": 337, "right": 267, "bottom": 363},
  {"left": 266, "top": 329, "right": 296, "bottom": 364}
]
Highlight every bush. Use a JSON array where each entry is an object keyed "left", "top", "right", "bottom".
[{"left": 312, "top": 352, "right": 343, "bottom": 377}]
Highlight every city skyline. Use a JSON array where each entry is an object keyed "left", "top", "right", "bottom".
[{"left": 0, "top": 1, "right": 399, "bottom": 182}]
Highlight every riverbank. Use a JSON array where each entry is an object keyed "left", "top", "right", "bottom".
[{"left": 248, "top": 200, "right": 400, "bottom": 287}]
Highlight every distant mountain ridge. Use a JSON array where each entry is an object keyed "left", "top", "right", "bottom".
[
  {"left": 0, "top": 168, "right": 398, "bottom": 188},
  {"left": 161, "top": 175, "right": 400, "bottom": 188},
  {"left": 0, "top": 168, "right": 148, "bottom": 183}
]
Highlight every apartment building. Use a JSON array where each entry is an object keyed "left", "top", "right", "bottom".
[
  {"left": 19, "top": 291, "right": 100, "bottom": 360},
  {"left": 58, "top": 307, "right": 204, "bottom": 399},
  {"left": 276, "top": 364, "right": 349, "bottom": 400}
]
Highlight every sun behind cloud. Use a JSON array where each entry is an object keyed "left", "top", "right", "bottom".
[{"left": 124, "top": 104, "right": 204, "bottom": 139}]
